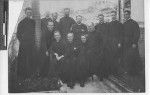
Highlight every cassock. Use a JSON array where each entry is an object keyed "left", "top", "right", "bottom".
[
  {"left": 59, "top": 16, "right": 75, "bottom": 38},
  {"left": 123, "top": 19, "right": 143, "bottom": 75},
  {"left": 107, "top": 20, "right": 123, "bottom": 75},
  {"left": 76, "top": 42, "right": 89, "bottom": 82},
  {"left": 63, "top": 41, "right": 79, "bottom": 83},
  {"left": 71, "top": 23, "right": 88, "bottom": 45},
  {"left": 94, "top": 22, "right": 108, "bottom": 79},
  {"left": 16, "top": 17, "right": 35, "bottom": 79},
  {"left": 50, "top": 40, "right": 66, "bottom": 80},
  {"left": 39, "top": 21, "right": 54, "bottom": 77},
  {"left": 87, "top": 30, "right": 100, "bottom": 77}
]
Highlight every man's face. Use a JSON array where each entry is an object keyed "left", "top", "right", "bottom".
[
  {"left": 81, "top": 36, "right": 87, "bottom": 43},
  {"left": 52, "top": 13, "right": 58, "bottom": 21},
  {"left": 64, "top": 9, "right": 70, "bottom": 16},
  {"left": 67, "top": 34, "right": 74, "bottom": 42},
  {"left": 76, "top": 16, "right": 82, "bottom": 24},
  {"left": 45, "top": 12, "right": 50, "bottom": 18},
  {"left": 25, "top": 10, "right": 32, "bottom": 18},
  {"left": 47, "top": 22, "right": 54, "bottom": 31},
  {"left": 98, "top": 15, "right": 104, "bottom": 23},
  {"left": 111, "top": 12, "right": 117, "bottom": 21},
  {"left": 124, "top": 12, "right": 130, "bottom": 21},
  {"left": 54, "top": 32, "right": 61, "bottom": 41}
]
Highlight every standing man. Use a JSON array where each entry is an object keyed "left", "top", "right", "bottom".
[
  {"left": 16, "top": 7, "right": 35, "bottom": 80},
  {"left": 123, "top": 10, "right": 143, "bottom": 75},
  {"left": 95, "top": 14, "right": 108, "bottom": 81},
  {"left": 51, "top": 12, "right": 59, "bottom": 30},
  {"left": 71, "top": 15, "right": 88, "bottom": 45},
  {"left": 59, "top": 8, "right": 75, "bottom": 39},
  {"left": 40, "top": 21, "right": 55, "bottom": 77},
  {"left": 107, "top": 11, "right": 123, "bottom": 75}
]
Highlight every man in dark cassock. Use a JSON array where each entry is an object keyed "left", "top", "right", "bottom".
[
  {"left": 16, "top": 7, "right": 35, "bottom": 80},
  {"left": 87, "top": 22, "right": 99, "bottom": 78},
  {"left": 49, "top": 31, "right": 66, "bottom": 84},
  {"left": 40, "top": 21, "right": 54, "bottom": 77},
  {"left": 76, "top": 35, "right": 89, "bottom": 87},
  {"left": 71, "top": 15, "right": 88, "bottom": 45},
  {"left": 122, "top": 10, "right": 143, "bottom": 76},
  {"left": 94, "top": 14, "right": 108, "bottom": 81},
  {"left": 107, "top": 11, "right": 124, "bottom": 75},
  {"left": 51, "top": 12, "right": 59, "bottom": 30},
  {"left": 59, "top": 8, "right": 75, "bottom": 39},
  {"left": 63, "top": 33, "right": 79, "bottom": 89}
]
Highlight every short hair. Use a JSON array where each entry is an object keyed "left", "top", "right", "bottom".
[
  {"left": 64, "top": 8, "right": 70, "bottom": 11},
  {"left": 98, "top": 14, "right": 104, "bottom": 17},
  {"left": 76, "top": 15, "right": 82, "bottom": 18},
  {"left": 81, "top": 34, "right": 86, "bottom": 38},
  {"left": 24, "top": 7, "right": 32, "bottom": 13},
  {"left": 111, "top": 11, "right": 117, "bottom": 14},
  {"left": 124, "top": 10, "right": 131, "bottom": 15}
]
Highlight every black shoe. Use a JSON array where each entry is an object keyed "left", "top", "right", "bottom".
[{"left": 67, "top": 82, "right": 74, "bottom": 89}]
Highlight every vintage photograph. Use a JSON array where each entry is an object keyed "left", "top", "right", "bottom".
[{"left": 8, "top": 0, "right": 145, "bottom": 93}]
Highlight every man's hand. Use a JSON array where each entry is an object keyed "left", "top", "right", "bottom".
[
  {"left": 132, "top": 44, "right": 137, "bottom": 48},
  {"left": 118, "top": 43, "right": 121, "bottom": 48},
  {"left": 46, "top": 51, "right": 49, "bottom": 56}
]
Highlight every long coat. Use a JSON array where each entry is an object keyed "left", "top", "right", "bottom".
[
  {"left": 123, "top": 19, "right": 143, "bottom": 75},
  {"left": 87, "top": 31, "right": 102, "bottom": 76},
  {"left": 94, "top": 22, "right": 108, "bottom": 77},
  {"left": 107, "top": 20, "right": 124, "bottom": 74},
  {"left": 76, "top": 42, "right": 89, "bottom": 82},
  {"left": 16, "top": 17, "right": 35, "bottom": 79},
  {"left": 63, "top": 41, "right": 80, "bottom": 83}
]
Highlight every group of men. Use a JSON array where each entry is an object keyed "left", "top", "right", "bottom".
[{"left": 16, "top": 7, "right": 143, "bottom": 89}]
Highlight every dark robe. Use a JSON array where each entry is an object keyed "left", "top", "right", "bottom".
[
  {"left": 87, "top": 30, "right": 101, "bottom": 77},
  {"left": 123, "top": 19, "right": 143, "bottom": 75},
  {"left": 107, "top": 20, "right": 124, "bottom": 75},
  {"left": 71, "top": 23, "right": 88, "bottom": 45},
  {"left": 94, "top": 22, "right": 109, "bottom": 78},
  {"left": 39, "top": 21, "right": 54, "bottom": 77},
  {"left": 59, "top": 16, "right": 75, "bottom": 38},
  {"left": 16, "top": 17, "right": 35, "bottom": 79},
  {"left": 50, "top": 39, "right": 66, "bottom": 79},
  {"left": 63, "top": 41, "right": 79, "bottom": 83},
  {"left": 76, "top": 42, "right": 89, "bottom": 82}
]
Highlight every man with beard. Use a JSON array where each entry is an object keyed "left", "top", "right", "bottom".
[
  {"left": 94, "top": 14, "right": 108, "bottom": 81},
  {"left": 63, "top": 33, "right": 79, "bottom": 89},
  {"left": 107, "top": 11, "right": 123, "bottom": 75},
  {"left": 59, "top": 8, "right": 75, "bottom": 39},
  {"left": 76, "top": 35, "right": 89, "bottom": 87},
  {"left": 122, "top": 10, "right": 143, "bottom": 76},
  {"left": 16, "top": 7, "right": 35, "bottom": 80},
  {"left": 51, "top": 12, "right": 59, "bottom": 30},
  {"left": 50, "top": 31, "right": 65, "bottom": 84},
  {"left": 71, "top": 15, "right": 88, "bottom": 46}
]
